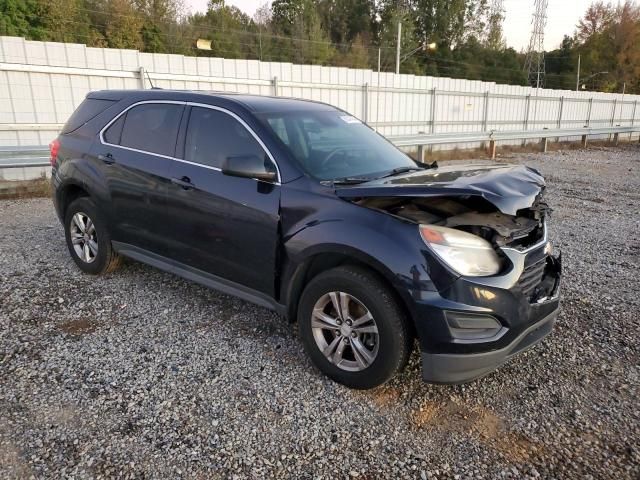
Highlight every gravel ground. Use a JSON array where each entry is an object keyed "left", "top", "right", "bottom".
[{"left": 1, "top": 145, "right": 639, "bottom": 479}]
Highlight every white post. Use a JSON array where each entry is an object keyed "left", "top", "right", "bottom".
[
  {"left": 378, "top": 48, "right": 381, "bottom": 73},
  {"left": 139, "top": 67, "right": 146, "bottom": 89},
  {"left": 619, "top": 82, "right": 626, "bottom": 125},
  {"left": 395, "top": 22, "right": 402, "bottom": 75},
  {"left": 576, "top": 54, "right": 580, "bottom": 92},
  {"left": 363, "top": 83, "right": 369, "bottom": 123}
]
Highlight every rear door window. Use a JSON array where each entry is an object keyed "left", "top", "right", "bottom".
[
  {"left": 118, "top": 103, "right": 184, "bottom": 157},
  {"left": 62, "top": 98, "right": 116, "bottom": 134},
  {"left": 184, "top": 107, "right": 269, "bottom": 169},
  {"left": 103, "top": 114, "right": 125, "bottom": 144}
]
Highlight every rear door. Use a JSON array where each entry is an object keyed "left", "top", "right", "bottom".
[
  {"left": 165, "top": 105, "right": 281, "bottom": 297},
  {"left": 92, "top": 101, "right": 185, "bottom": 255}
]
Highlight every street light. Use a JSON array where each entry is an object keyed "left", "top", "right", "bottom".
[
  {"left": 401, "top": 42, "right": 437, "bottom": 63},
  {"left": 580, "top": 71, "right": 608, "bottom": 90},
  {"left": 395, "top": 21, "right": 436, "bottom": 74}
]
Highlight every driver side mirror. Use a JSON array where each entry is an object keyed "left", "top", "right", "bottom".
[{"left": 222, "top": 155, "right": 277, "bottom": 182}]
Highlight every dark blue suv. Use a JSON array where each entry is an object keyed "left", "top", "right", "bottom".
[{"left": 51, "top": 90, "right": 561, "bottom": 389}]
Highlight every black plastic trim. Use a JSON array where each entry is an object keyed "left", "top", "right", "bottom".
[
  {"left": 112, "top": 241, "right": 286, "bottom": 314},
  {"left": 421, "top": 308, "right": 558, "bottom": 384}
]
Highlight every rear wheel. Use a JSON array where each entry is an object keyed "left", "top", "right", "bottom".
[
  {"left": 64, "top": 197, "right": 122, "bottom": 275},
  {"left": 298, "top": 265, "right": 412, "bottom": 389}
]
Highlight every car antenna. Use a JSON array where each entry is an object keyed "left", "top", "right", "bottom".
[{"left": 145, "top": 70, "right": 161, "bottom": 89}]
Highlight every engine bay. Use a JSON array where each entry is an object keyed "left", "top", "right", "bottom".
[{"left": 354, "top": 194, "right": 550, "bottom": 250}]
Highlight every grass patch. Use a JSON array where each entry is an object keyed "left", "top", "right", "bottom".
[{"left": 0, "top": 177, "right": 51, "bottom": 199}]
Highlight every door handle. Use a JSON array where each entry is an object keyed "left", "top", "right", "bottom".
[
  {"left": 98, "top": 153, "right": 115, "bottom": 165},
  {"left": 171, "top": 176, "right": 194, "bottom": 190}
]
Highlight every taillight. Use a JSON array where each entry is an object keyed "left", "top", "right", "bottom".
[{"left": 49, "top": 138, "right": 60, "bottom": 166}]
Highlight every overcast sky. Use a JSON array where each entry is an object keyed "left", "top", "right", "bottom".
[{"left": 184, "top": 0, "right": 594, "bottom": 52}]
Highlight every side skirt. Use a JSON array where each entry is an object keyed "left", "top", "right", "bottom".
[{"left": 112, "top": 241, "right": 286, "bottom": 315}]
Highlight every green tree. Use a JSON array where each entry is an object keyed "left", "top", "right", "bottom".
[
  {"left": 30, "top": 0, "right": 99, "bottom": 43},
  {"left": 103, "top": 0, "right": 144, "bottom": 49},
  {"left": 271, "top": 0, "right": 334, "bottom": 64},
  {"left": 0, "top": 0, "right": 37, "bottom": 37}
]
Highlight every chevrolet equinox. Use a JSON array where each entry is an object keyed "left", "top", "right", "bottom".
[{"left": 51, "top": 90, "right": 561, "bottom": 389}]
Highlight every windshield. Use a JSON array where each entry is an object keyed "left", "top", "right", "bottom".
[{"left": 257, "top": 110, "right": 418, "bottom": 182}]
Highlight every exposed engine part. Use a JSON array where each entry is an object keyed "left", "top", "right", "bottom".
[
  {"left": 391, "top": 203, "right": 441, "bottom": 224},
  {"left": 354, "top": 195, "right": 546, "bottom": 250},
  {"left": 444, "top": 212, "right": 540, "bottom": 243}
]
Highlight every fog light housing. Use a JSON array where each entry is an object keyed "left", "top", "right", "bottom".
[{"left": 444, "top": 311, "right": 506, "bottom": 343}]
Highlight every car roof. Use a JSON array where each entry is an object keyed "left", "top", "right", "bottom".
[{"left": 88, "top": 89, "right": 338, "bottom": 114}]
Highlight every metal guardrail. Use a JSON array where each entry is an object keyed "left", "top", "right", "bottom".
[
  {"left": 388, "top": 125, "right": 640, "bottom": 159},
  {"left": 0, "top": 146, "right": 49, "bottom": 169},
  {"left": 1, "top": 125, "right": 639, "bottom": 169}
]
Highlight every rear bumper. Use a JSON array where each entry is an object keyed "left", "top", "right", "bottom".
[{"left": 421, "top": 307, "right": 557, "bottom": 384}]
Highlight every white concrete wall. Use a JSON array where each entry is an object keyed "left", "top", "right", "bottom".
[{"left": 2, "top": 35, "right": 639, "bottom": 150}]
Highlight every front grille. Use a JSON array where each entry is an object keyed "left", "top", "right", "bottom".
[{"left": 517, "top": 256, "right": 547, "bottom": 298}]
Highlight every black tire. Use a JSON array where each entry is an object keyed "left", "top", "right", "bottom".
[
  {"left": 64, "top": 196, "right": 122, "bottom": 275},
  {"left": 298, "top": 265, "right": 412, "bottom": 389}
]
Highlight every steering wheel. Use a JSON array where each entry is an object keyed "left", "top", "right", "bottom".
[{"left": 319, "top": 147, "right": 350, "bottom": 171}]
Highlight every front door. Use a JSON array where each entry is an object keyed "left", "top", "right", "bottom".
[{"left": 165, "top": 105, "right": 281, "bottom": 297}]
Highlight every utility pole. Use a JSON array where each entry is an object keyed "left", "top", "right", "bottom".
[
  {"left": 395, "top": 22, "right": 402, "bottom": 74},
  {"left": 576, "top": 54, "right": 580, "bottom": 91},
  {"left": 378, "top": 48, "right": 381, "bottom": 73}
]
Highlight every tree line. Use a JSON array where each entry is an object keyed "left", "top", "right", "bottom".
[{"left": 1, "top": 0, "right": 638, "bottom": 93}]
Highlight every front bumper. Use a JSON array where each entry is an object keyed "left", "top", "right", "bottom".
[
  {"left": 409, "top": 235, "right": 561, "bottom": 384},
  {"left": 421, "top": 307, "right": 557, "bottom": 384}
]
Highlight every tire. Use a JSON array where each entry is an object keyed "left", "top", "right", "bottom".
[
  {"left": 64, "top": 196, "right": 122, "bottom": 275},
  {"left": 298, "top": 265, "right": 412, "bottom": 389}
]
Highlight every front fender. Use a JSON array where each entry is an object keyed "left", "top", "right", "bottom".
[{"left": 281, "top": 210, "right": 458, "bottom": 323}]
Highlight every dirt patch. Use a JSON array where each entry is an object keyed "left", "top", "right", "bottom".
[
  {"left": 58, "top": 318, "right": 96, "bottom": 336},
  {"left": 0, "top": 441, "right": 33, "bottom": 479},
  {"left": 411, "top": 400, "right": 544, "bottom": 464},
  {"left": 0, "top": 178, "right": 50, "bottom": 199},
  {"left": 367, "top": 386, "right": 401, "bottom": 408}
]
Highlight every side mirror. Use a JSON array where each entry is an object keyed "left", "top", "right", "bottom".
[{"left": 222, "top": 155, "right": 277, "bottom": 182}]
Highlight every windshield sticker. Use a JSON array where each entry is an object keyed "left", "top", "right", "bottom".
[{"left": 340, "top": 115, "right": 362, "bottom": 124}]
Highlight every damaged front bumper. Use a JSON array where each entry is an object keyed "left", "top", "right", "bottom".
[
  {"left": 414, "top": 237, "right": 562, "bottom": 384},
  {"left": 422, "top": 308, "right": 557, "bottom": 384}
]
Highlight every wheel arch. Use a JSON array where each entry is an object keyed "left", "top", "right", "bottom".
[
  {"left": 281, "top": 246, "right": 415, "bottom": 337},
  {"left": 56, "top": 181, "right": 92, "bottom": 218}
]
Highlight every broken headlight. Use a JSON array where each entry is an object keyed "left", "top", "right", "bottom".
[{"left": 419, "top": 225, "right": 502, "bottom": 277}]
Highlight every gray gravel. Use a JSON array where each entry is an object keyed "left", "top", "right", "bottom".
[{"left": 1, "top": 144, "right": 639, "bottom": 479}]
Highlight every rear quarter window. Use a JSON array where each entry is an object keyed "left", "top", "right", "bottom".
[{"left": 62, "top": 98, "right": 116, "bottom": 134}]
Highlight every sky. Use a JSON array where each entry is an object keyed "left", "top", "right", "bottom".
[{"left": 185, "top": 0, "right": 594, "bottom": 52}]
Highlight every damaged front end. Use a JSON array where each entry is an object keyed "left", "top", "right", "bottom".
[
  {"left": 336, "top": 163, "right": 562, "bottom": 383},
  {"left": 336, "top": 164, "right": 561, "bottom": 304}
]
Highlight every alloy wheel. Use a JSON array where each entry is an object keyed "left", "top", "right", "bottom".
[
  {"left": 311, "top": 291, "right": 379, "bottom": 372},
  {"left": 69, "top": 212, "right": 98, "bottom": 263}
]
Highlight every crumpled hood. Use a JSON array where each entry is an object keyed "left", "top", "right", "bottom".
[{"left": 335, "top": 164, "right": 546, "bottom": 215}]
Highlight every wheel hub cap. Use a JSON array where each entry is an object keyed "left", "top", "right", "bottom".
[
  {"left": 311, "top": 291, "right": 379, "bottom": 372},
  {"left": 70, "top": 212, "right": 98, "bottom": 264}
]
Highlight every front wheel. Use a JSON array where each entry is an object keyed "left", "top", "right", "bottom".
[{"left": 298, "top": 266, "right": 412, "bottom": 389}]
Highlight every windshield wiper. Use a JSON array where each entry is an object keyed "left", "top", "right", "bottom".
[
  {"left": 322, "top": 177, "right": 372, "bottom": 186},
  {"left": 377, "top": 166, "right": 425, "bottom": 179}
]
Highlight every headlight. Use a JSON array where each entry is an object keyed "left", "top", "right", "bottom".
[{"left": 419, "top": 224, "right": 502, "bottom": 276}]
